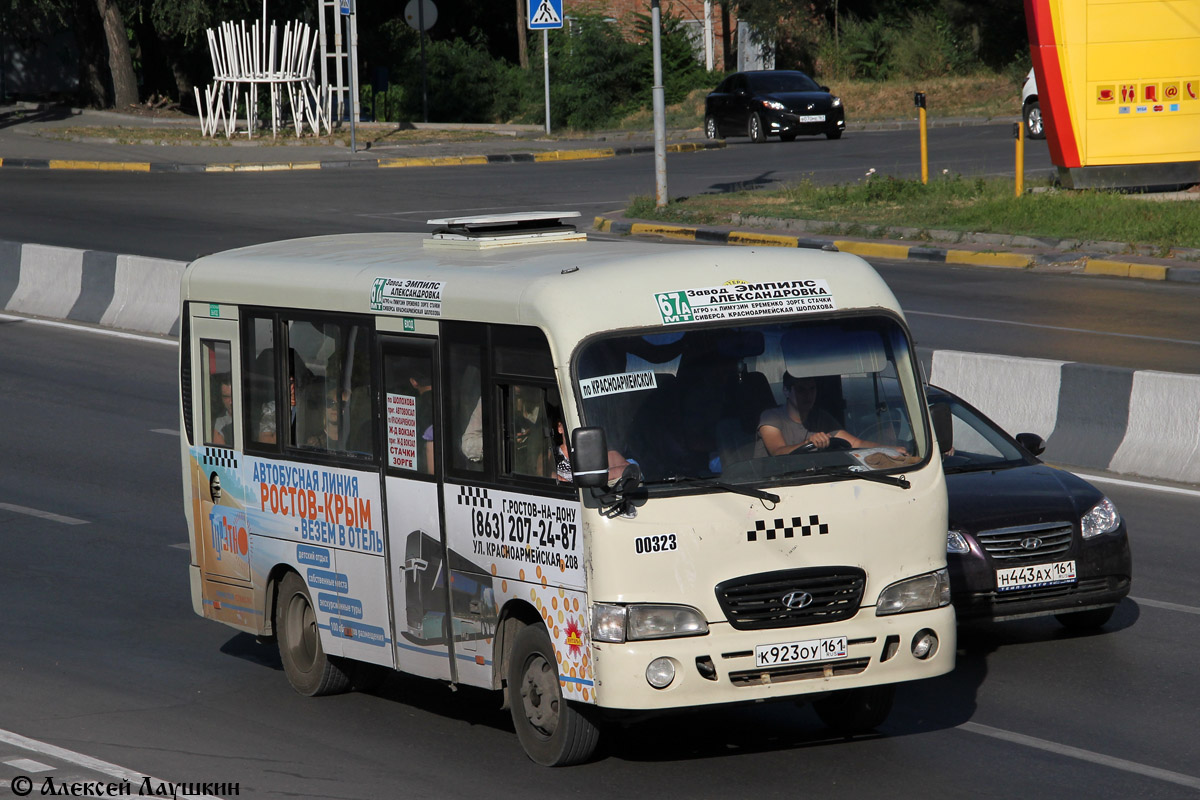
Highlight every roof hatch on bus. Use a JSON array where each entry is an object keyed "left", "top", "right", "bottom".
[{"left": 424, "top": 211, "right": 585, "bottom": 250}]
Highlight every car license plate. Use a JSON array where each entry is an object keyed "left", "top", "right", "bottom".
[
  {"left": 995, "top": 560, "right": 1077, "bottom": 592},
  {"left": 754, "top": 636, "right": 847, "bottom": 667},
  {"left": 795, "top": 114, "right": 826, "bottom": 123}
]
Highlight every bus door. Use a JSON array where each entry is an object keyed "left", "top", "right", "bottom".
[
  {"left": 381, "top": 335, "right": 453, "bottom": 681},
  {"left": 188, "top": 309, "right": 252, "bottom": 619}
]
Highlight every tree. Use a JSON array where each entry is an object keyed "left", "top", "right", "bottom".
[{"left": 95, "top": 0, "right": 138, "bottom": 107}]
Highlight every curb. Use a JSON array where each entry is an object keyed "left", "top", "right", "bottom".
[
  {"left": 3, "top": 236, "right": 1198, "bottom": 486},
  {"left": 593, "top": 216, "right": 1200, "bottom": 283},
  {"left": 0, "top": 140, "right": 724, "bottom": 174}
]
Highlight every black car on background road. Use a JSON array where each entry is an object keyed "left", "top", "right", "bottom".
[
  {"left": 705, "top": 70, "right": 846, "bottom": 143},
  {"left": 930, "top": 386, "right": 1133, "bottom": 629}
]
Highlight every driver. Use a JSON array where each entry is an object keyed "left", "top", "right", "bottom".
[{"left": 754, "top": 373, "right": 878, "bottom": 457}]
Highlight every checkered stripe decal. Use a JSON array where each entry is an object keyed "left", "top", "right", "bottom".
[
  {"left": 456, "top": 485, "right": 493, "bottom": 509},
  {"left": 746, "top": 515, "right": 829, "bottom": 542},
  {"left": 203, "top": 447, "right": 238, "bottom": 470}
]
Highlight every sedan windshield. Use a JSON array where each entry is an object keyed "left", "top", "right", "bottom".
[
  {"left": 748, "top": 72, "right": 821, "bottom": 94},
  {"left": 575, "top": 317, "right": 927, "bottom": 489}
]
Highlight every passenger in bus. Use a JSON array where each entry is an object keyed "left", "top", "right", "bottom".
[
  {"left": 212, "top": 374, "right": 233, "bottom": 445},
  {"left": 755, "top": 373, "right": 894, "bottom": 457},
  {"left": 256, "top": 404, "right": 278, "bottom": 444},
  {"left": 307, "top": 386, "right": 348, "bottom": 450},
  {"left": 409, "top": 365, "right": 435, "bottom": 474},
  {"left": 461, "top": 398, "right": 483, "bottom": 463}
]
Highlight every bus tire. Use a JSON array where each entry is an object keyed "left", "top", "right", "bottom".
[
  {"left": 276, "top": 572, "right": 351, "bottom": 697},
  {"left": 507, "top": 623, "right": 600, "bottom": 766},
  {"left": 812, "top": 684, "right": 895, "bottom": 735}
]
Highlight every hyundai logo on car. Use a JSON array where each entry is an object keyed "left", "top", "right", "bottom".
[{"left": 782, "top": 591, "right": 813, "bottom": 609}]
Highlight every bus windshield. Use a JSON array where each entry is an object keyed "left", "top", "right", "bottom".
[{"left": 575, "top": 316, "right": 928, "bottom": 488}]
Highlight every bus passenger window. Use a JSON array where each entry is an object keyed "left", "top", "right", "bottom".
[
  {"left": 246, "top": 317, "right": 277, "bottom": 447},
  {"left": 447, "top": 342, "right": 485, "bottom": 472},
  {"left": 504, "top": 385, "right": 552, "bottom": 479},
  {"left": 200, "top": 339, "right": 233, "bottom": 447},
  {"left": 384, "top": 351, "right": 436, "bottom": 475},
  {"left": 285, "top": 319, "right": 374, "bottom": 459}
]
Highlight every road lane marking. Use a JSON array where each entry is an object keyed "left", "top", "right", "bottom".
[
  {"left": 4, "top": 758, "right": 53, "bottom": 772},
  {"left": 0, "top": 313, "right": 176, "bottom": 346},
  {"left": 0, "top": 729, "right": 222, "bottom": 799},
  {"left": 960, "top": 722, "right": 1200, "bottom": 790},
  {"left": 152, "top": 428, "right": 180, "bottom": 436},
  {"left": 1132, "top": 597, "right": 1200, "bottom": 616},
  {"left": 0, "top": 503, "right": 88, "bottom": 525},
  {"left": 906, "top": 310, "right": 1200, "bottom": 348},
  {"left": 1070, "top": 472, "right": 1200, "bottom": 499},
  {"left": 0, "top": 729, "right": 221, "bottom": 800}
]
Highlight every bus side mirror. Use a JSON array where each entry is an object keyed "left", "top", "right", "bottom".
[
  {"left": 930, "top": 402, "right": 953, "bottom": 455},
  {"left": 571, "top": 427, "right": 609, "bottom": 488}
]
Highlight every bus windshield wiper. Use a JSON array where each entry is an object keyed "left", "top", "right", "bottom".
[
  {"left": 781, "top": 466, "right": 911, "bottom": 489},
  {"left": 646, "top": 476, "right": 781, "bottom": 504}
]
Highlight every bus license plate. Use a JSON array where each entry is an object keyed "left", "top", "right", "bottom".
[
  {"left": 995, "top": 560, "right": 1077, "bottom": 592},
  {"left": 755, "top": 636, "right": 847, "bottom": 667}
]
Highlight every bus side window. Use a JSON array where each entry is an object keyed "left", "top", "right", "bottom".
[
  {"left": 285, "top": 318, "right": 374, "bottom": 459},
  {"left": 246, "top": 317, "right": 278, "bottom": 447},
  {"left": 447, "top": 340, "right": 486, "bottom": 473},
  {"left": 384, "top": 349, "right": 437, "bottom": 475},
  {"left": 200, "top": 339, "right": 233, "bottom": 447},
  {"left": 503, "top": 384, "right": 552, "bottom": 479}
]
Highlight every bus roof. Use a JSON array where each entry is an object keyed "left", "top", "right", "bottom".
[{"left": 182, "top": 232, "right": 904, "bottom": 350}]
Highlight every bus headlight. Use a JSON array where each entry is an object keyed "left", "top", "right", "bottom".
[
  {"left": 876, "top": 569, "right": 951, "bottom": 616},
  {"left": 591, "top": 603, "right": 708, "bottom": 643}
]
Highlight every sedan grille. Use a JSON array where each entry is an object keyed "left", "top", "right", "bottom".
[
  {"left": 977, "top": 522, "right": 1073, "bottom": 564},
  {"left": 715, "top": 567, "right": 865, "bottom": 630}
]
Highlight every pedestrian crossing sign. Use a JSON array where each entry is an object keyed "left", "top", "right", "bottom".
[{"left": 528, "top": 0, "right": 563, "bottom": 29}]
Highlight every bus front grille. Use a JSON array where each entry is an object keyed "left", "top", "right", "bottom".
[{"left": 715, "top": 567, "right": 866, "bottom": 630}]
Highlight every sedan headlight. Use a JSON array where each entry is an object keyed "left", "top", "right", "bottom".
[
  {"left": 1081, "top": 496, "right": 1120, "bottom": 538},
  {"left": 591, "top": 603, "right": 708, "bottom": 643},
  {"left": 876, "top": 569, "right": 951, "bottom": 616},
  {"left": 761, "top": 99, "right": 787, "bottom": 110},
  {"left": 947, "top": 529, "right": 970, "bottom": 554},
  {"left": 832, "top": 96, "right": 842, "bottom": 107}
]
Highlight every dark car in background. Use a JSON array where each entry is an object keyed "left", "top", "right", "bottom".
[
  {"left": 930, "top": 386, "right": 1132, "bottom": 629},
  {"left": 705, "top": 70, "right": 845, "bottom": 143}
]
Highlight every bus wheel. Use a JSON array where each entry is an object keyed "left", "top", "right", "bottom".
[
  {"left": 507, "top": 624, "right": 600, "bottom": 766},
  {"left": 276, "top": 572, "right": 350, "bottom": 697},
  {"left": 812, "top": 684, "right": 895, "bottom": 735}
]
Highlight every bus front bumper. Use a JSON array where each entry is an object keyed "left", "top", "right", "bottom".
[{"left": 588, "top": 605, "right": 955, "bottom": 711}]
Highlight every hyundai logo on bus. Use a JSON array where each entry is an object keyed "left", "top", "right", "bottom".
[{"left": 782, "top": 591, "right": 814, "bottom": 609}]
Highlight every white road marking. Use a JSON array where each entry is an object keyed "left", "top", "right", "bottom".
[
  {"left": 0, "top": 729, "right": 222, "bottom": 800},
  {"left": 1132, "top": 597, "right": 1200, "bottom": 616},
  {"left": 960, "top": 722, "right": 1200, "bottom": 790},
  {"left": 1069, "top": 471, "right": 1200, "bottom": 499},
  {"left": 0, "top": 503, "right": 88, "bottom": 526},
  {"left": 4, "top": 758, "right": 53, "bottom": 772},
  {"left": 907, "top": 309, "right": 1200, "bottom": 348},
  {"left": 0, "top": 313, "right": 176, "bottom": 346},
  {"left": 152, "top": 428, "right": 180, "bottom": 436}
]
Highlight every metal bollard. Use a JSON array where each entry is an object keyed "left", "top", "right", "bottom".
[{"left": 914, "top": 92, "right": 928, "bottom": 185}]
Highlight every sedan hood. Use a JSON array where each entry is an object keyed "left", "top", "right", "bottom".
[
  {"left": 945, "top": 464, "right": 1104, "bottom": 533},
  {"left": 764, "top": 91, "right": 832, "bottom": 110}
]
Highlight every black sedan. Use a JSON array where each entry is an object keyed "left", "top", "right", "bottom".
[
  {"left": 704, "top": 70, "right": 845, "bottom": 143},
  {"left": 929, "top": 386, "right": 1132, "bottom": 629}
]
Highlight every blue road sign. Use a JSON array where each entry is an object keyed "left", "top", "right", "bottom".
[
  {"left": 339, "top": 0, "right": 352, "bottom": 15},
  {"left": 528, "top": 0, "right": 563, "bottom": 29}
]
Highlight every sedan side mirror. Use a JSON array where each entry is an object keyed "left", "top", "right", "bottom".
[
  {"left": 930, "top": 402, "right": 953, "bottom": 455},
  {"left": 571, "top": 427, "right": 609, "bottom": 488},
  {"left": 1015, "top": 432, "right": 1046, "bottom": 457},
  {"left": 820, "top": 85, "right": 830, "bottom": 92}
]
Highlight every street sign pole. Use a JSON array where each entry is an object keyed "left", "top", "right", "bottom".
[
  {"left": 651, "top": 0, "right": 667, "bottom": 206},
  {"left": 543, "top": 29, "right": 551, "bottom": 134},
  {"left": 528, "top": 0, "right": 563, "bottom": 136}
]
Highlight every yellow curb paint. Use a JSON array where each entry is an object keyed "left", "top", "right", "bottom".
[
  {"left": 629, "top": 223, "right": 697, "bottom": 240},
  {"left": 49, "top": 160, "right": 150, "bottom": 172},
  {"left": 593, "top": 217, "right": 613, "bottom": 232},
  {"left": 834, "top": 241, "right": 911, "bottom": 260},
  {"left": 666, "top": 143, "right": 699, "bottom": 153},
  {"left": 946, "top": 250, "right": 1031, "bottom": 268},
  {"left": 1128, "top": 263, "right": 1167, "bottom": 281},
  {"left": 727, "top": 231, "right": 800, "bottom": 247},
  {"left": 533, "top": 149, "right": 615, "bottom": 162},
  {"left": 1084, "top": 259, "right": 1130, "bottom": 277}
]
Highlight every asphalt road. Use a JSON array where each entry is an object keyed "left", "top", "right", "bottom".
[{"left": 0, "top": 320, "right": 1197, "bottom": 799}]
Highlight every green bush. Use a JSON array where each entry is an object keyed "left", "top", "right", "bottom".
[
  {"left": 891, "top": 12, "right": 975, "bottom": 78},
  {"left": 839, "top": 14, "right": 894, "bottom": 80},
  {"left": 397, "top": 36, "right": 511, "bottom": 123}
]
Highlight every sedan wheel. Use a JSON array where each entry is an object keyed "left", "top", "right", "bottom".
[
  {"left": 748, "top": 112, "right": 766, "bottom": 143},
  {"left": 1024, "top": 101, "right": 1045, "bottom": 140},
  {"left": 704, "top": 115, "right": 720, "bottom": 140}
]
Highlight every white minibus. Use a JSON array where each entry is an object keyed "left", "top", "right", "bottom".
[{"left": 179, "top": 212, "right": 954, "bottom": 765}]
